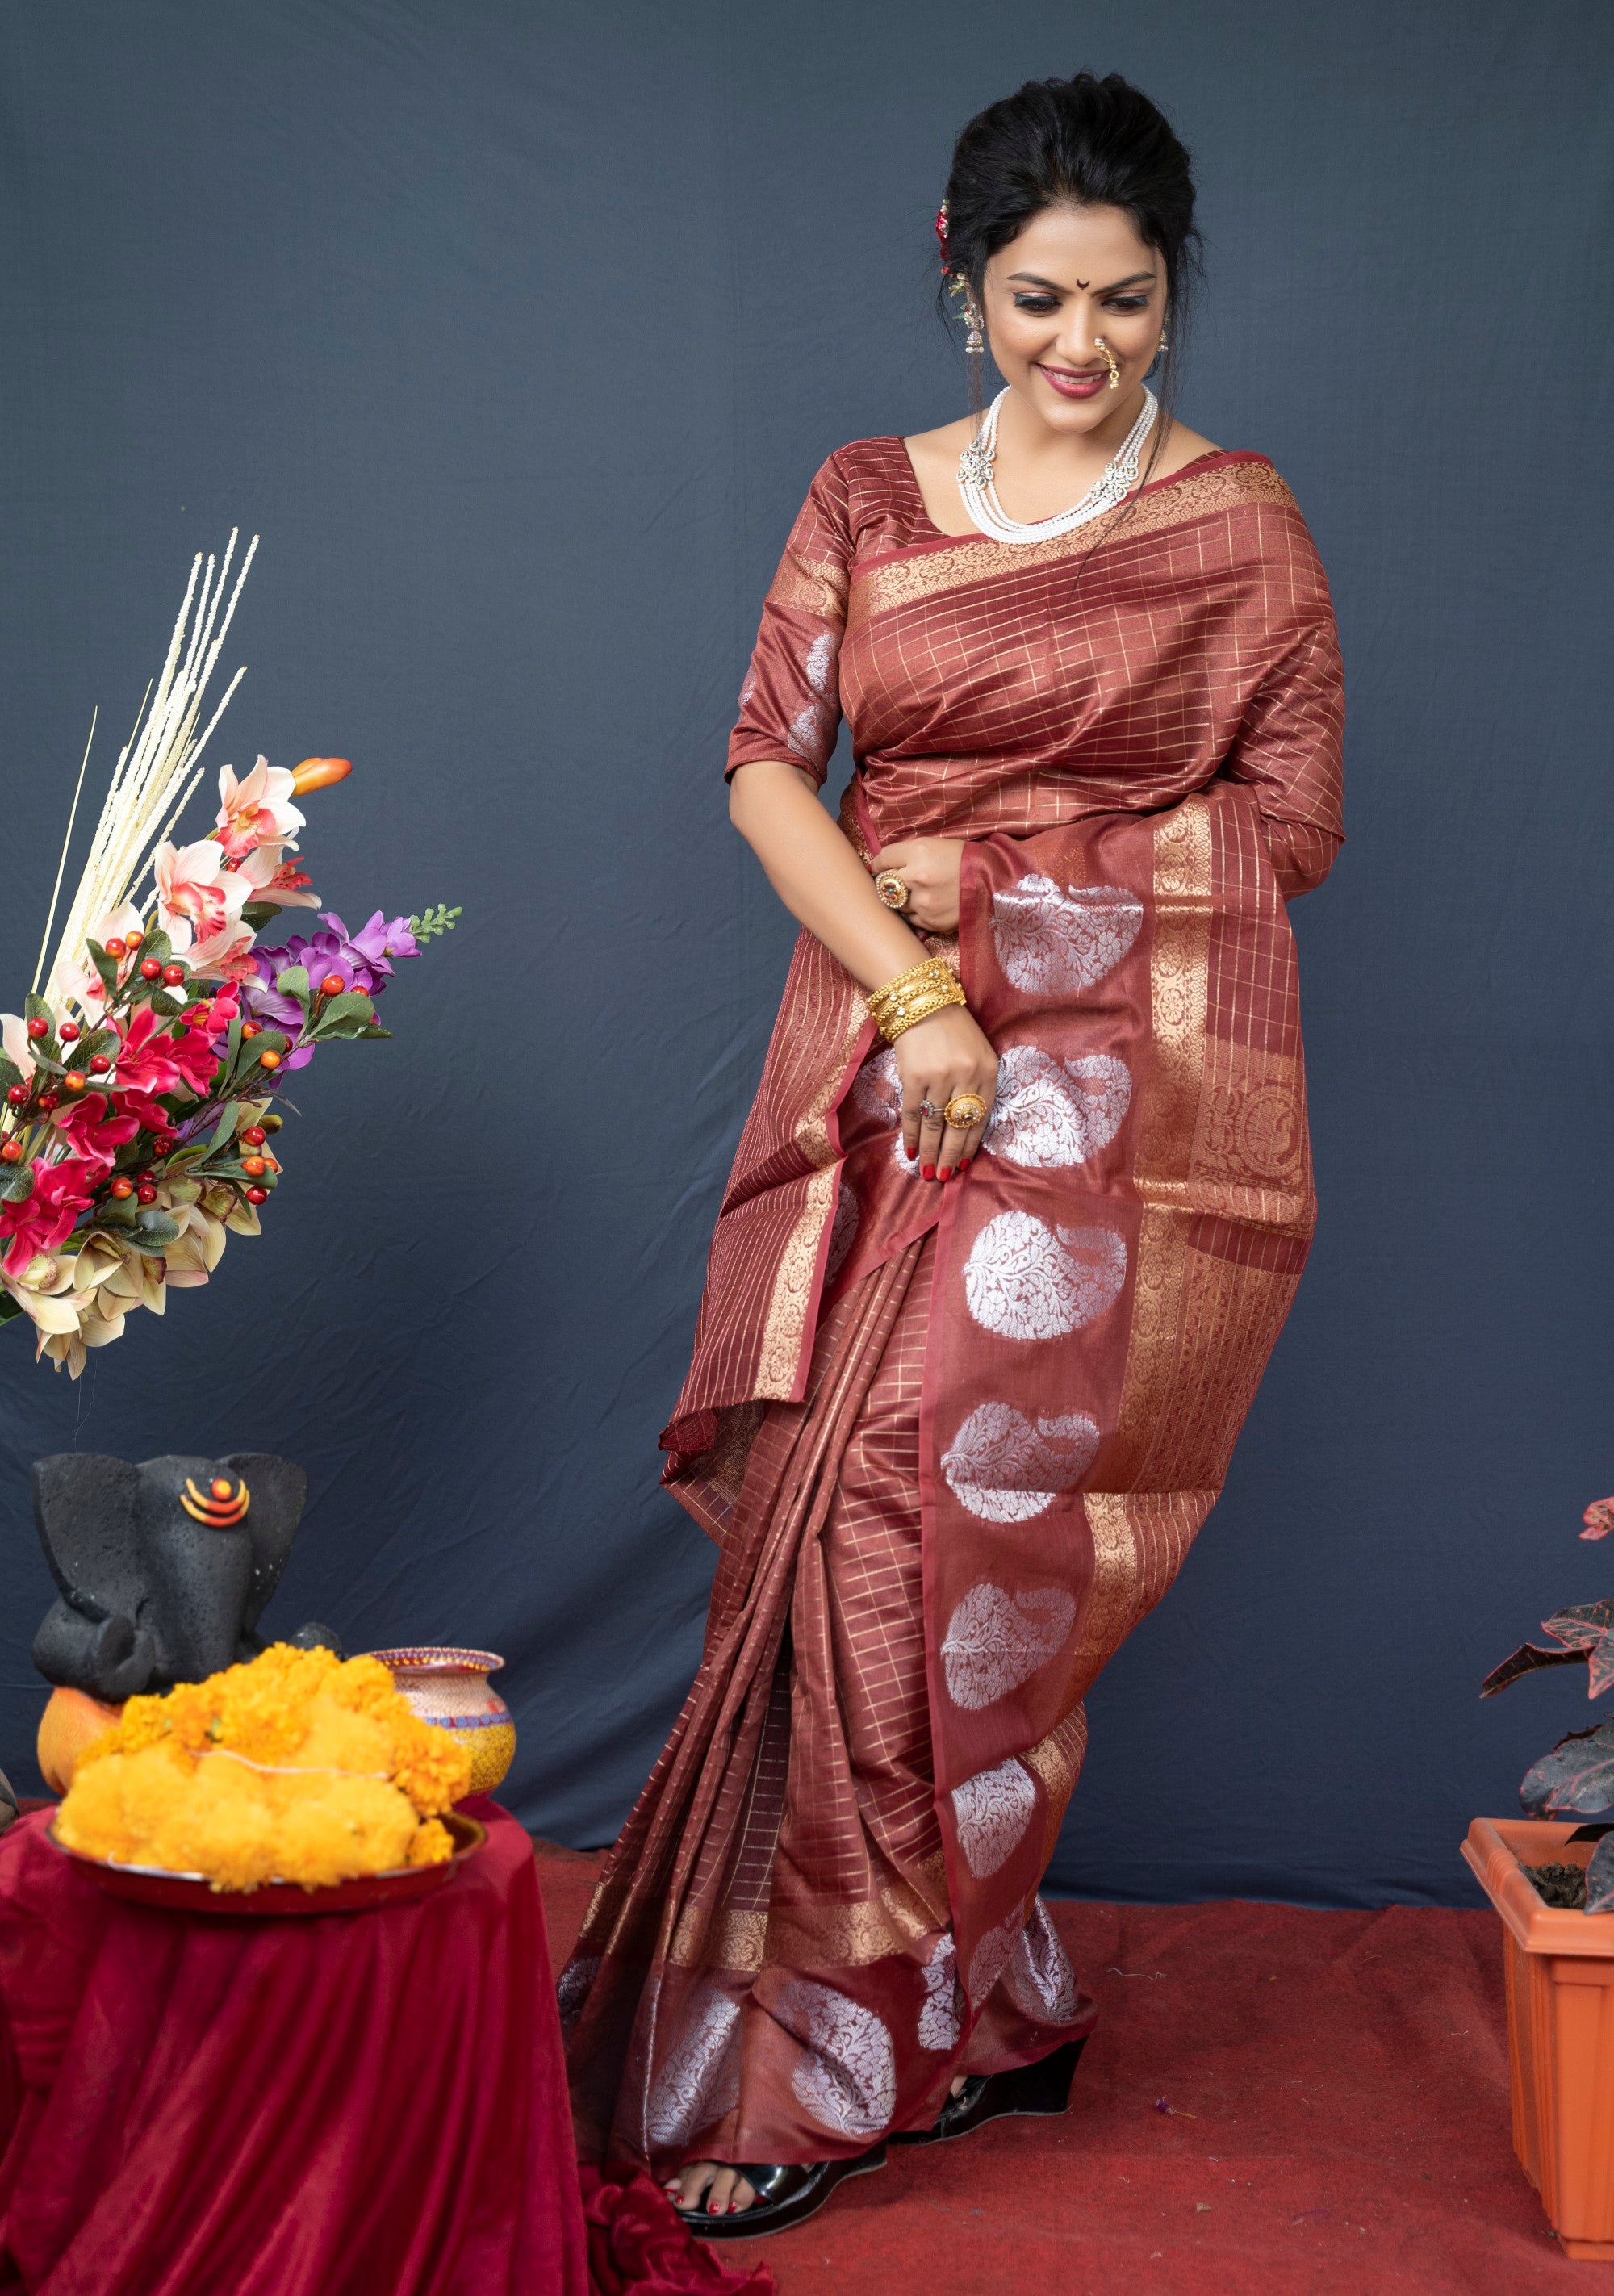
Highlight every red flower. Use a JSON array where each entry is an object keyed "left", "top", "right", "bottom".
[
  {"left": 0, "top": 1157, "right": 98, "bottom": 1277},
  {"left": 113, "top": 1006, "right": 220, "bottom": 1127},
  {"left": 52, "top": 1091, "right": 140, "bottom": 1173}
]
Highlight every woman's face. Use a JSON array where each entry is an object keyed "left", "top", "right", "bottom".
[{"left": 980, "top": 203, "right": 1166, "bottom": 433}]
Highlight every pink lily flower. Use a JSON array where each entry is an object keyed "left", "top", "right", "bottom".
[
  {"left": 154, "top": 839, "right": 250, "bottom": 958},
  {"left": 215, "top": 756, "right": 305, "bottom": 863},
  {"left": 0, "top": 1012, "right": 36, "bottom": 1084},
  {"left": 234, "top": 844, "right": 320, "bottom": 910},
  {"left": 52, "top": 900, "right": 147, "bottom": 1011}
]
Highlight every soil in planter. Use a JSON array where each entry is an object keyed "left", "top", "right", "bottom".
[{"left": 1524, "top": 1861, "right": 1588, "bottom": 1909}]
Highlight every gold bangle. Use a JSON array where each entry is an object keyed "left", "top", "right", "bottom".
[
  {"left": 868, "top": 956, "right": 967, "bottom": 1043},
  {"left": 868, "top": 956, "right": 955, "bottom": 1010}
]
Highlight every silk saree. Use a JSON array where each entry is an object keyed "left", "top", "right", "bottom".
[{"left": 564, "top": 438, "right": 1344, "bottom": 2173}]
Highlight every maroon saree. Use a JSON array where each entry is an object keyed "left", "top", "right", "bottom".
[{"left": 564, "top": 439, "right": 1344, "bottom": 2173}]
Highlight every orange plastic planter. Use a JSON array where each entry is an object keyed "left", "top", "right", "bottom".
[{"left": 1464, "top": 1817, "right": 1614, "bottom": 2260}]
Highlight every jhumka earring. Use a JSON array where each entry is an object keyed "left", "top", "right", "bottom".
[
  {"left": 1093, "top": 337, "right": 1122, "bottom": 391},
  {"left": 938, "top": 199, "right": 986, "bottom": 411}
]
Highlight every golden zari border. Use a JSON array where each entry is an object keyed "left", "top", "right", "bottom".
[
  {"left": 1137, "top": 794, "right": 1213, "bottom": 1201},
  {"left": 851, "top": 461, "right": 1298, "bottom": 621},
  {"left": 766, "top": 553, "right": 851, "bottom": 618},
  {"left": 667, "top": 1852, "right": 949, "bottom": 1972}
]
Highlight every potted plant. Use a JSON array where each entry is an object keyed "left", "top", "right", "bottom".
[{"left": 1465, "top": 1495, "right": 1614, "bottom": 2260}]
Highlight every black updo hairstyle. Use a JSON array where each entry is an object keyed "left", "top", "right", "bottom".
[{"left": 941, "top": 72, "right": 1201, "bottom": 474}]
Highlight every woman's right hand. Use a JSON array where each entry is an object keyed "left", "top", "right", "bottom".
[{"left": 896, "top": 1004, "right": 998, "bottom": 1179}]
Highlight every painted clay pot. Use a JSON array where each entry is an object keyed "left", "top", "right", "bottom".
[
  {"left": 369, "top": 1647, "right": 516, "bottom": 1797},
  {"left": 37, "top": 1686, "right": 124, "bottom": 1796}
]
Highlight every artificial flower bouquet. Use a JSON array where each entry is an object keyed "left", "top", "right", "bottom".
[
  {"left": 56, "top": 1644, "right": 473, "bottom": 1892},
  {"left": 0, "top": 533, "right": 457, "bottom": 1374}
]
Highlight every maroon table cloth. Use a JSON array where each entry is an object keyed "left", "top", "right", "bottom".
[{"left": 0, "top": 1799, "right": 588, "bottom": 2296}]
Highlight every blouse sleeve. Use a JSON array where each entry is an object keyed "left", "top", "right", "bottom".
[
  {"left": 1221, "top": 519, "right": 1347, "bottom": 900},
  {"left": 726, "top": 454, "right": 852, "bottom": 786}
]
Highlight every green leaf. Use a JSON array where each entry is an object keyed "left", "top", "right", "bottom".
[
  {"left": 274, "top": 966, "right": 311, "bottom": 1014},
  {"left": 0, "top": 1165, "right": 36, "bottom": 1203},
  {"left": 86, "top": 940, "right": 120, "bottom": 994},
  {"left": 311, "top": 992, "right": 373, "bottom": 1036},
  {"left": 90, "top": 1198, "right": 138, "bottom": 1229},
  {"left": 150, "top": 989, "right": 182, "bottom": 1018},
  {"left": 134, "top": 1208, "right": 182, "bottom": 1248},
  {"left": 23, "top": 992, "right": 52, "bottom": 1027},
  {"left": 0, "top": 1292, "right": 23, "bottom": 1326},
  {"left": 355, "top": 1023, "right": 393, "bottom": 1039},
  {"left": 0, "top": 1056, "right": 21, "bottom": 1094},
  {"left": 134, "top": 926, "right": 172, "bottom": 969},
  {"left": 241, "top": 902, "right": 284, "bottom": 931},
  {"left": 64, "top": 1029, "right": 115, "bottom": 1075},
  {"left": 207, "top": 1102, "right": 241, "bottom": 1152}
]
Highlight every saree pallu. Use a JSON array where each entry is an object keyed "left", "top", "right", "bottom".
[{"left": 565, "top": 440, "right": 1344, "bottom": 2171}]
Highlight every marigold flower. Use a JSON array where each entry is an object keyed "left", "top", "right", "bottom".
[{"left": 63, "top": 1644, "right": 471, "bottom": 1888}]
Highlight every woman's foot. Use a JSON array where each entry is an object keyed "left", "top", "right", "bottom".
[
  {"left": 666, "top": 2162, "right": 759, "bottom": 2218},
  {"left": 664, "top": 2150, "right": 889, "bottom": 2238}
]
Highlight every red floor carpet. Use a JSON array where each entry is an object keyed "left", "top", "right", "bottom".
[{"left": 535, "top": 1841, "right": 1610, "bottom": 2296}]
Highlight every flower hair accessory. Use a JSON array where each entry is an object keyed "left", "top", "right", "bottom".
[{"left": 935, "top": 201, "right": 951, "bottom": 269}]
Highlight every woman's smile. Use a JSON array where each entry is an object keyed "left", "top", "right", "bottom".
[{"left": 1034, "top": 362, "right": 1110, "bottom": 399}]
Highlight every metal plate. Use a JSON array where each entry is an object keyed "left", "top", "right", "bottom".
[{"left": 47, "top": 1808, "right": 487, "bottom": 1916}]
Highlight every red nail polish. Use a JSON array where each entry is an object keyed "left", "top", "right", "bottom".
[
  {"left": 922, "top": 1163, "right": 935, "bottom": 1181},
  {"left": 939, "top": 1167, "right": 952, "bottom": 1183},
  {"left": 960, "top": 1156, "right": 972, "bottom": 1170},
  {"left": 709, "top": 2201, "right": 721, "bottom": 2215}
]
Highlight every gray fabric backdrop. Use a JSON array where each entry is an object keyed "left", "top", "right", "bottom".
[{"left": 0, "top": 0, "right": 1609, "bottom": 1906}]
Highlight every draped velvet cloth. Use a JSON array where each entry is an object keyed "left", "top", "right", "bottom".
[
  {"left": 565, "top": 439, "right": 1344, "bottom": 2173},
  {"left": 0, "top": 1802, "right": 590, "bottom": 2296}
]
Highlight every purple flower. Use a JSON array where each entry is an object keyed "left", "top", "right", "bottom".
[{"left": 240, "top": 910, "right": 419, "bottom": 1069}]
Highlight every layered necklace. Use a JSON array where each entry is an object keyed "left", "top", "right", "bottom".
[{"left": 956, "top": 384, "right": 1159, "bottom": 546}]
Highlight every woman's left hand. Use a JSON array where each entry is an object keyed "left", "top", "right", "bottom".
[{"left": 871, "top": 839, "right": 967, "bottom": 934}]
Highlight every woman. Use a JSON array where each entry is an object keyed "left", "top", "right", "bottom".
[{"left": 564, "top": 70, "right": 1343, "bottom": 2235}]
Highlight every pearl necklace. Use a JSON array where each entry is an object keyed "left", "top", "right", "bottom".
[{"left": 956, "top": 385, "right": 1160, "bottom": 546}]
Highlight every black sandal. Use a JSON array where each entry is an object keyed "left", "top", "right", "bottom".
[
  {"left": 893, "top": 2035, "right": 1086, "bottom": 2146},
  {"left": 672, "top": 2144, "right": 887, "bottom": 2237}
]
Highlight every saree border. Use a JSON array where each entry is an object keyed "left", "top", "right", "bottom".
[{"left": 843, "top": 458, "right": 1298, "bottom": 622}]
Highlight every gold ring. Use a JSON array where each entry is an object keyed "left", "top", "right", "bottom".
[
  {"left": 873, "top": 869, "right": 910, "bottom": 912},
  {"left": 943, "top": 1092, "right": 988, "bottom": 1130}
]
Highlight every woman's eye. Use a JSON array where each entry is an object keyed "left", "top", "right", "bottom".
[
  {"left": 1103, "top": 296, "right": 1150, "bottom": 313},
  {"left": 1011, "top": 295, "right": 1059, "bottom": 314}
]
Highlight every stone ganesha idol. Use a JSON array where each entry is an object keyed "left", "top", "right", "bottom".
[{"left": 31, "top": 1451, "right": 341, "bottom": 1704}]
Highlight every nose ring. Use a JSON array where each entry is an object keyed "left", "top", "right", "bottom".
[{"left": 1094, "top": 337, "right": 1121, "bottom": 390}]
